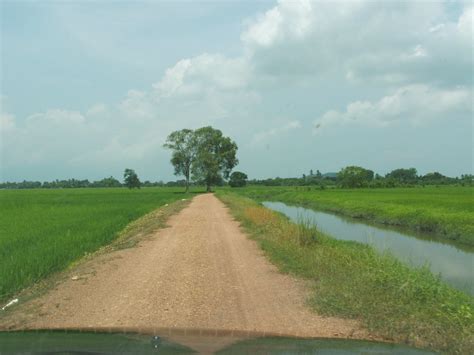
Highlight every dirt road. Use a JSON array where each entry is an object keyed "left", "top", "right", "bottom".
[{"left": 1, "top": 194, "right": 367, "bottom": 343}]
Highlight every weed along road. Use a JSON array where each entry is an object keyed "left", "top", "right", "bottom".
[{"left": 0, "top": 194, "right": 367, "bottom": 339}]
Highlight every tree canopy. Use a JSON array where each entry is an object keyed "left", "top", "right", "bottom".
[
  {"left": 192, "top": 127, "right": 238, "bottom": 191},
  {"left": 163, "top": 129, "right": 196, "bottom": 192},
  {"left": 229, "top": 171, "right": 248, "bottom": 188},
  {"left": 164, "top": 126, "right": 238, "bottom": 192},
  {"left": 337, "top": 166, "right": 374, "bottom": 188},
  {"left": 386, "top": 168, "right": 418, "bottom": 183},
  {"left": 123, "top": 168, "right": 141, "bottom": 189}
]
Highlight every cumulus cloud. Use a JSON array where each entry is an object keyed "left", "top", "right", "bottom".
[
  {"left": 118, "top": 90, "right": 155, "bottom": 120},
  {"left": 242, "top": 0, "right": 313, "bottom": 47},
  {"left": 251, "top": 120, "right": 302, "bottom": 145},
  {"left": 0, "top": 97, "right": 16, "bottom": 133},
  {"left": 4, "top": 109, "right": 89, "bottom": 165},
  {"left": 0, "top": 112, "right": 15, "bottom": 133},
  {"left": 458, "top": 5, "right": 473, "bottom": 36},
  {"left": 2, "top": 53, "right": 259, "bottom": 176},
  {"left": 2, "top": 0, "right": 472, "bottom": 180},
  {"left": 27, "top": 109, "right": 85, "bottom": 126},
  {"left": 313, "top": 85, "right": 473, "bottom": 132},
  {"left": 242, "top": 0, "right": 471, "bottom": 86},
  {"left": 86, "top": 103, "right": 108, "bottom": 117},
  {"left": 153, "top": 54, "right": 250, "bottom": 97},
  {"left": 146, "top": 53, "right": 258, "bottom": 125}
]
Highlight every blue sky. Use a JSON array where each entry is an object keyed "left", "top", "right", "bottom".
[{"left": 1, "top": 0, "right": 472, "bottom": 182}]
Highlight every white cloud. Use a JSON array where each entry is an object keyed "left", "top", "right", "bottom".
[
  {"left": 7, "top": 109, "right": 90, "bottom": 164},
  {"left": 118, "top": 90, "right": 155, "bottom": 120},
  {"left": 153, "top": 54, "right": 250, "bottom": 98},
  {"left": 2, "top": 0, "right": 472, "bottom": 180},
  {"left": 242, "top": 0, "right": 313, "bottom": 47},
  {"left": 313, "top": 85, "right": 473, "bottom": 132},
  {"left": 242, "top": 0, "right": 471, "bottom": 86},
  {"left": 411, "top": 45, "right": 428, "bottom": 58},
  {"left": 0, "top": 112, "right": 15, "bottom": 133},
  {"left": 429, "top": 23, "right": 445, "bottom": 33},
  {"left": 251, "top": 119, "right": 302, "bottom": 145},
  {"left": 26, "top": 109, "right": 85, "bottom": 126},
  {"left": 86, "top": 103, "right": 108, "bottom": 117},
  {"left": 457, "top": 5, "right": 473, "bottom": 36},
  {"left": 69, "top": 135, "right": 161, "bottom": 166},
  {"left": 0, "top": 97, "right": 16, "bottom": 133}
]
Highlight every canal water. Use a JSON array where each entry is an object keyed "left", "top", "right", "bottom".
[{"left": 262, "top": 201, "right": 474, "bottom": 295}]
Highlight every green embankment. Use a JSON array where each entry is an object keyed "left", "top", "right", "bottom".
[
  {"left": 0, "top": 187, "right": 191, "bottom": 301},
  {"left": 216, "top": 190, "right": 473, "bottom": 354},
  {"left": 229, "top": 186, "right": 474, "bottom": 246}
]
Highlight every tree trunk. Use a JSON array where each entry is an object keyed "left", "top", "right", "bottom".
[
  {"left": 185, "top": 177, "right": 189, "bottom": 193},
  {"left": 206, "top": 175, "right": 212, "bottom": 192}
]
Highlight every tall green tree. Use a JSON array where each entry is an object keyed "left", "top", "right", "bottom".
[
  {"left": 229, "top": 171, "right": 248, "bottom": 187},
  {"left": 94, "top": 176, "right": 122, "bottom": 188},
  {"left": 386, "top": 168, "right": 418, "bottom": 184},
  {"left": 337, "top": 166, "right": 374, "bottom": 188},
  {"left": 422, "top": 172, "right": 447, "bottom": 182},
  {"left": 163, "top": 129, "right": 197, "bottom": 192},
  {"left": 192, "top": 126, "right": 238, "bottom": 192},
  {"left": 123, "top": 168, "right": 141, "bottom": 189}
]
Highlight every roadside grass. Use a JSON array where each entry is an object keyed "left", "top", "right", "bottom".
[
  {"left": 227, "top": 186, "right": 474, "bottom": 246},
  {"left": 0, "top": 187, "right": 195, "bottom": 302},
  {"left": 112, "top": 198, "right": 191, "bottom": 250},
  {"left": 216, "top": 190, "right": 474, "bottom": 354}
]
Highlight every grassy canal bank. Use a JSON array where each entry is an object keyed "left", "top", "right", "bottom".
[
  {"left": 228, "top": 186, "right": 474, "bottom": 247},
  {"left": 216, "top": 190, "right": 474, "bottom": 354}
]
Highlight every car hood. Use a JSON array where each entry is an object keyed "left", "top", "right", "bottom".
[{"left": 0, "top": 327, "right": 436, "bottom": 354}]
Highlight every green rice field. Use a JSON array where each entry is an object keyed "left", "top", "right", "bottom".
[{"left": 0, "top": 187, "right": 189, "bottom": 301}]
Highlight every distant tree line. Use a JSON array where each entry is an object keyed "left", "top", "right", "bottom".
[
  {"left": 248, "top": 166, "right": 474, "bottom": 189},
  {"left": 1, "top": 168, "right": 157, "bottom": 190},
  {"left": 0, "top": 177, "right": 242, "bottom": 190},
  {"left": 0, "top": 178, "right": 205, "bottom": 190},
  {"left": 0, "top": 178, "right": 123, "bottom": 189},
  {"left": 337, "top": 167, "right": 473, "bottom": 188},
  {"left": 248, "top": 170, "right": 336, "bottom": 187},
  {"left": 1, "top": 166, "right": 470, "bottom": 190},
  {"left": 249, "top": 167, "right": 473, "bottom": 188}
]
